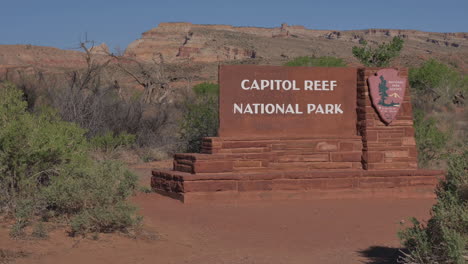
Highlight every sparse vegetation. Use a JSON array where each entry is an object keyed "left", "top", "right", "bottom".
[
  {"left": 284, "top": 56, "right": 347, "bottom": 67},
  {"left": 399, "top": 59, "right": 467, "bottom": 263},
  {"left": 352, "top": 36, "right": 404, "bottom": 67},
  {"left": 9, "top": 42, "right": 183, "bottom": 161},
  {"left": 90, "top": 131, "right": 136, "bottom": 153},
  {"left": 413, "top": 109, "right": 449, "bottom": 166},
  {"left": 31, "top": 222, "right": 48, "bottom": 239},
  {"left": 0, "top": 249, "right": 29, "bottom": 263},
  {"left": 410, "top": 60, "right": 466, "bottom": 167},
  {"left": 192, "top": 82, "right": 219, "bottom": 96},
  {"left": 410, "top": 59, "right": 467, "bottom": 111},
  {"left": 179, "top": 82, "right": 219, "bottom": 153},
  {"left": 399, "top": 151, "right": 468, "bottom": 264},
  {"left": 0, "top": 82, "right": 140, "bottom": 237}
]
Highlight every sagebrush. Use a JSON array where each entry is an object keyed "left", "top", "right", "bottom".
[
  {"left": 0, "top": 82, "right": 140, "bottom": 236},
  {"left": 179, "top": 82, "right": 219, "bottom": 153},
  {"left": 399, "top": 151, "right": 468, "bottom": 263}
]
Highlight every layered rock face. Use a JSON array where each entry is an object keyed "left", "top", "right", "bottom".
[
  {"left": 89, "top": 43, "right": 110, "bottom": 55},
  {"left": 125, "top": 22, "right": 468, "bottom": 67},
  {"left": 1, "top": 22, "right": 466, "bottom": 74},
  {"left": 0, "top": 23, "right": 466, "bottom": 82},
  {"left": 125, "top": 22, "right": 259, "bottom": 62}
]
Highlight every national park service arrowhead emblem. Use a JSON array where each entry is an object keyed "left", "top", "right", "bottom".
[{"left": 368, "top": 69, "right": 406, "bottom": 125}]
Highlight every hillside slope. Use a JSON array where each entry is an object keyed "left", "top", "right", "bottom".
[
  {"left": 0, "top": 22, "right": 466, "bottom": 83},
  {"left": 125, "top": 22, "right": 467, "bottom": 69}
]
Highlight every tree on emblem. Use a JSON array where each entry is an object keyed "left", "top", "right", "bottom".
[{"left": 378, "top": 76, "right": 399, "bottom": 107}]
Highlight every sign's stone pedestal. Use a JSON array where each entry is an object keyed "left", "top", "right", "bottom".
[
  {"left": 358, "top": 68, "right": 418, "bottom": 170},
  {"left": 151, "top": 66, "right": 443, "bottom": 202}
]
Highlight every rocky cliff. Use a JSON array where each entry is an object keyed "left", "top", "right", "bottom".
[
  {"left": 0, "top": 22, "right": 466, "bottom": 83},
  {"left": 125, "top": 22, "right": 467, "bottom": 68}
]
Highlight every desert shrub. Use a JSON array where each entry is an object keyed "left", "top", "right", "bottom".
[
  {"left": 352, "top": 36, "right": 404, "bottom": 67},
  {"left": 5, "top": 46, "right": 187, "bottom": 155},
  {"left": 70, "top": 202, "right": 140, "bottom": 235},
  {"left": 32, "top": 222, "right": 48, "bottom": 239},
  {"left": 0, "top": 84, "right": 88, "bottom": 211},
  {"left": 413, "top": 109, "right": 449, "bottom": 166},
  {"left": 179, "top": 83, "right": 219, "bottom": 153},
  {"left": 410, "top": 60, "right": 466, "bottom": 168},
  {"left": 9, "top": 199, "right": 36, "bottom": 238},
  {"left": 90, "top": 131, "right": 136, "bottom": 152},
  {"left": 0, "top": 82, "right": 139, "bottom": 236},
  {"left": 399, "top": 151, "right": 468, "bottom": 263},
  {"left": 401, "top": 61, "right": 467, "bottom": 262},
  {"left": 46, "top": 82, "right": 141, "bottom": 137},
  {"left": 9, "top": 222, "right": 26, "bottom": 239},
  {"left": 284, "top": 56, "right": 347, "bottom": 67},
  {"left": 410, "top": 59, "right": 467, "bottom": 110},
  {"left": 192, "top": 82, "right": 219, "bottom": 96},
  {"left": 43, "top": 72, "right": 181, "bottom": 153}
]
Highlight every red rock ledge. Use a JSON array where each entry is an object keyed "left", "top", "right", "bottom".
[{"left": 152, "top": 168, "right": 443, "bottom": 203}]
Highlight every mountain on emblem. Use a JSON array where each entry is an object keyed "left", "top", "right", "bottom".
[
  {"left": 389, "top": 93, "right": 402, "bottom": 99},
  {"left": 368, "top": 69, "right": 407, "bottom": 125}
]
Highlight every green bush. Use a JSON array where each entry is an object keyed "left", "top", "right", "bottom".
[
  {"left": 0, "top": 82, "right": 139, "bottom": 236},
  {"left": 284, "top": 56, "right": 347, "bottom": 67},
  {"left": 413, "top": 109, "right": 449, "bottom": 166},
  {"left": 352, "top": 36, "right": 404, "bottom": 67},
  {"left": 410, "top": 59, "right": 467, "bottom": 109},
  {"left": 399, "top": 151, "right": 468, "bottom": 263},
  {"left": 70, "top": 202, "right": 140, "bottom": 235},
  {"left": 90, "top": 131, "right": 136, "bottom": 152},
  {"left": 192, "top": 82, "right": 219, "bottom": 96},
  {"left": 179, "top": 83, "right": 219, "bottom": 153},
  {"left": 402, "top": 61, "right": 467, "bottom": 262},
  {"left": 32, "top": 222, "right": 48, "bottom": 239}
]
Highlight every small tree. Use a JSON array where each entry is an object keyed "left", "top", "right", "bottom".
[
  {"left": 179, "top": 83, "right": 219, "bottom": 153},
  {"left": 410, "top": 59, "right": 467, "bottom": 108},
  {"left": 378, "top": 76, "right": 390, "bottom": 106},
  {"left": 352, "top": 36, "right": 404, "bottom": 67}
]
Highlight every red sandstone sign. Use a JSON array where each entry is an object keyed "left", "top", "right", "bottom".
[
  {"left": 368, "top": 69, "right": 407, "bottom": 124},
  {"left": 218, "top": 65, "right": 357, "bottom": 137},
  {"left": 152, "top": 67, "right": 443, "bottom": 203}
]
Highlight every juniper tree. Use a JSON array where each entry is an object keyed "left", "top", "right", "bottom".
[{"left": 352, "top": 37, "right": 404, "bottom": 67}]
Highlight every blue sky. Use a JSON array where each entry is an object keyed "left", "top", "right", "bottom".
[{"left": 1, "top": 0, "right": 466, "bottom": 52}]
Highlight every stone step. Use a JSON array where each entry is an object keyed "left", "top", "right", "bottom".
[
  {"left": 218, "top": 147, "right": 269, "bottom": 153},
  {"left": 151, "top": 168, "right": 444, "bottom": 202},
  {"left": 232, "top": 167, "right": 268, "bottom": 172}
]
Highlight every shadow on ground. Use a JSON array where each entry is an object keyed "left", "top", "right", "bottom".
[{"left": 359, "top": 246, "right": 404, "bottom": 264}]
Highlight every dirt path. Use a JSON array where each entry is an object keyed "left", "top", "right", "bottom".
[{"left": 1, "top": 165, "right": 435, "bottom": 264}]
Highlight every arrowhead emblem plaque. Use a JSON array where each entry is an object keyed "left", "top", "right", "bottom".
[{"left": 368, "top": 69, "right": 407, "bottom": 125}]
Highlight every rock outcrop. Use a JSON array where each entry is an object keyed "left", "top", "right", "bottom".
[
  {"left": 124, "top": 22, "right": 467, "bottom": 68},
  {"left": 0, "top": 22, "right": 466, "bottom": 80},
  {"left": 89, "top": 43, "right": 110, "bottom": 55}
]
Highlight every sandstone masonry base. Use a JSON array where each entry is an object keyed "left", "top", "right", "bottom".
[{"left": 151, "top": 67, "right": 444, "bottom": 202}]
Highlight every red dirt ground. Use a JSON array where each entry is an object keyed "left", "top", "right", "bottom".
[{"left": 0, "top": 164, "right": 435, "bottom": 264}]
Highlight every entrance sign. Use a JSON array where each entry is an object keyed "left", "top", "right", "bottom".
[
  {"left": 218, "top": 65, "right": 357, "bottom": 137},
  {"left": 368, "top": 69, "right": 406, "bottom": 125},
  {"left": 151, "top": 66, "right": 443, "bottom": 203}
]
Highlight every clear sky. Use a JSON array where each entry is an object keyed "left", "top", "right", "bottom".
[{"left": 1, "top": 0, "right": 466, "bottom": 52}]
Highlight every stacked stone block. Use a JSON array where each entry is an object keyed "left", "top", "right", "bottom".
[
  {"left": 151, "top": 67, "right": 444, "bottom": 202},
  {"left": 357, "top": 68, "right": 418, "bottom": 170}
]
